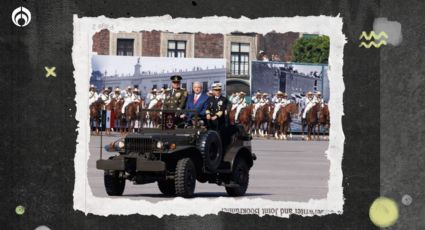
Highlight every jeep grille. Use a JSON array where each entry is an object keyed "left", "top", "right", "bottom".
[{"left": 125, "top": 138, "right": 154, "bottom": 154}]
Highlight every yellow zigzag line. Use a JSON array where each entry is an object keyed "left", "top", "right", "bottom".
[
  {"left": 359, "top": 31, "right": 388, "bottom": 40},
  {"left": 359, "top": 40, "right": 387, "bottom": 48}
]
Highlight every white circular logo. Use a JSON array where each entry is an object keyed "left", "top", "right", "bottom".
[{"left": 11, "top": 6, "right": 31, "bottom": 27}]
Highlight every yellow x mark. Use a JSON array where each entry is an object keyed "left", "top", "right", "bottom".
[{"left": 45, "top": 66, "right": 56, "bottom": 78}]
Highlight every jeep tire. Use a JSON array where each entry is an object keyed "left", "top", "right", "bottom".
[
  {"left": 225, "top": 158, "right": 249, "bottom": 197},
  {"left": 175, "top": 158, "right": 196, "bottom": 198},
  {"left": 157, "top": 180, "right": 176, "bottom": 196},
  {"left": 104, "top": 170, "right": 125, "bottom": 196},
  {"left": 196, "top": 130, "right": 223, "bottom": 171}
]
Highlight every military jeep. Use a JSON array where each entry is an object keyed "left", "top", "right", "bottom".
[{"left": 96, "top": 109, "right": 256, "bottom": 198}]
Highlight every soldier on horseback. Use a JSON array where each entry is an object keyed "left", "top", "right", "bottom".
[
  {"left": 89, "top": 85, "right": 98, "bottom": 106},
  {"left": 148, "top": 88, "right": 160, "bottom": 109},
  {"left": 234, "top": 92, "right": 247, "bottom": 124},
  {"left": 132, "top": 88, "right": 142, "bottom": 102},
  {"left": 251, "top": 92, "right": 263, "bottom": 119},
  {"left": 99, "top": 87, "right": 112, "bottom": 108},
  {"left": 315, "top": 91, "right": 325, "bottom": 108},
  {"left": 110, "top": 87, "right": 122, "bottom": 100},
  {"left": 301, "top": 91, "right": 318, "bottom": 119},
  {"left": 121, "top": 86, "right": 134, "bottom": 115},
  {"left": 272, "top": 91, "right": 290, "bottom": 123}
]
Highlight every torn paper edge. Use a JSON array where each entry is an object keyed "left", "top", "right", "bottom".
[{"left": 72, "top": 15, "right": 346, "bottom": 218}]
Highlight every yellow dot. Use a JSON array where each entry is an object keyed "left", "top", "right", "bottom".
[
  {"left": 15, "top": 205, "right": 25, "bottom": 215},
  {"left": 369, "top": 197, "right": 399, "bottom": 228}
]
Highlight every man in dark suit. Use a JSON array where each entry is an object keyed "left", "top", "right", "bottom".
[
  {"left": 184, "top": 81, "right": 209, "bottom": 125},
  {"left": 205, "top": 83, "right": 228, "bottom": 131}
]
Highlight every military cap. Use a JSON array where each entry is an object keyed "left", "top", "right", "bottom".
[
  {"left": 316, "top": 91, "right": 322, "bottom": 95},
  {"left": 114, "top": 87, "right": 120, "bottom": 92},
  {"left": 212, "top": 83, "right": 222, "bottom": 90},
  {"left": 276, "top": 91, "right": 284, "bottom": 95},
  {"left": 170, "top": 75, "right": 182, "bottom": 82}
]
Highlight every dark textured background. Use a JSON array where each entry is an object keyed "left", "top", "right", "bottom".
[{"left": 0, "top": 0, "right": 421, "bottom": 229}]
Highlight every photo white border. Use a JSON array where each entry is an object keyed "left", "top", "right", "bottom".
[{"left": 72, "top": 15, "right": 346, "bottom": 217}]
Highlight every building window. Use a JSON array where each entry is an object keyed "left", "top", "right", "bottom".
[
  {"left": 167, "top": 40, "right": 186, "bottom": 58},
  {"left": 230, "top": 43, "right": 250, "bottom": 75},
  {"left": 117, "top": 39, "right": 134, "bottom": 56},
  {"left": 203, "top": 81, "right": 208, "bottom": 93}
]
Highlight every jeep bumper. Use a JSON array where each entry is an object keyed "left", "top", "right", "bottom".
[{"left": 96, "top": 158, "right": 166, "bottom": 172}]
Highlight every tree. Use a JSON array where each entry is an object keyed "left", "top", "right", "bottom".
[{"left": 292, "top": 36, "right": 329, "bottom": 64}]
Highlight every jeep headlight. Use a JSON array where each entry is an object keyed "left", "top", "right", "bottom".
[
  {"left": 117, "top": 141, "right": 125, "bottom": 149},
  {"left": 156, "top": 141, "right": 164, "bottom": 149}
]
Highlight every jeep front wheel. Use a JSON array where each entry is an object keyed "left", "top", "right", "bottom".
[
  {"left": 225, "top": 158, "right": 249, "bottom": 197},
  {"left": 175, "top": 158, "right": 196, "bottom": 198},
  {"left": 104, "top": 170, "right": 125, "bottom": 196}
]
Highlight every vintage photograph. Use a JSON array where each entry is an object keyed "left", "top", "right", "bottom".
[{"left": 73, "top": 16, "right": 345, "bottom": 217}]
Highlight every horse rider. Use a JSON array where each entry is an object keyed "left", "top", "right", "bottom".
[
  {"left": 163, "top": 75, "right": 188, "bottom": 110},
  {"left": 110, "top": 87, "right": 122, "bottom": 101},
  {"left": 235, "top": 91, "right": 247, "bottom": 123},
  {"left": 301, "top": 91, "right": 318, "bottom": 119},
  {"left": 89, "top": 85, "right": 98, "bottom": 106},
  {"left": 158, "top": 87, "right": 166, "bottom": 101},
  {"left": 121, "top": 86, "right": 134, "bottom": 114},
  {"left": 132, "top": 88, "right": 141, "bottom": 102},
  {"left": 148, "top": 88, "right": 160, "bottom": 109},
  {"left": 315, "top": 91, "right": 325, "bottom": 108},
  {"left": 230, "top": 92, "right": 240, "bottom": 111},
  {"left": 252, "top": 92, "right": 263, "bottom": 119},
  {"left": 206, "top": 83, "right": 228, "bottom": 131},
  {"left": 272, "top": 91, "right": 290, "bottom": 122},
  {"left": 262, "top": 93, "right": 270, "bottom": 104},
  {"left": 99, "top": 87, "right": 112, "bottom": 107}
]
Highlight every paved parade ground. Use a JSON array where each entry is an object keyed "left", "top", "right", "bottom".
[{"left": 88, "top": 133, "right": 330, "bottom": 202}]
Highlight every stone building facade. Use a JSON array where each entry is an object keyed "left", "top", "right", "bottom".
[{"left": 92, "top": 30, "right": 299, "bottom": 95}]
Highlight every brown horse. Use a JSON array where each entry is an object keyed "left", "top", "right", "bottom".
[
  {"left": 317, "top": 104, "right": 330, "bottom": 140},
  {"left": 89, "top": 100, "right": 104, "bottom": 135},
  {"left": 229, "top": 104, "right": 253, "bottom": 133},
  {"left": 301, "top": 103, "right": 321, "bottom": 140},
  {"left": 275, "top": 103, "right": 299, "bottom": 140},
  {"left": 125, "top": 101, "right": 143, "bottom": 133},
  {"left": 253, "top": 104, "right": 271, "bottom": 137},
  {"left": 112, "top": 99, "right": 126, "bottom": 135},
  {"left": 142, "top": 100, "right": 162, "bottom": 128}
]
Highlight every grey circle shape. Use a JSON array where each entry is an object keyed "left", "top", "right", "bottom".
[
  {"left": 35, "top": 226, "right": 51, "bottom": 230},
  {"left": 401, "top": 194, "right": 412, "bottom": 206}
]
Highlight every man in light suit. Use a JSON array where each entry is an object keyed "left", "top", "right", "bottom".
[{"left": 183, "top": 81, "right": 209, "bottom": 125}]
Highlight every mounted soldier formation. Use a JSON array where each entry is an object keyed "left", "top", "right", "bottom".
[{"left": 89, "top": 75, "right": 329, "bottom": 141}]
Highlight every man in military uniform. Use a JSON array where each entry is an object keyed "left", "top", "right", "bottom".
[
  {"left": 252, "top": 92, "right": 263, "bottom": 119},
  {"left": 315, "top": 91, "right": 325, "bottom": 108},
  {"left": 163, "top": 75, "right": 188, "bottom": 110},
  {"left": 99, "top": 87, "right": 111, "bottom": 107},
  {"left": 205, "top": 83, "right": 228, "bottom": 131}
]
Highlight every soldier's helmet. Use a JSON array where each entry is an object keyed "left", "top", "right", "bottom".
[
  {"left": 307, "top": 91, "right": 313, "bottom": 96},
  {"left": 90, "top": 84, "right": 96, "bottom": 90},
  {"left": 277, "top": 91, "right": 284, "bottom": 96},
  {"left": 151, "top": 88, "right": 157, "bottom": 94},
  {"left": 127, "top": 86, "right": 133, "bottom": 91},
  {"left": 170, "top": 75, "right": 182, "bottom": 83},
  {"left": 283, "top": 92, "right": 288, "bottom": 97},
  {"left": 262, "top": 93, "right": 269, "bottom": 97},
  {"left": 114, "top": 87, "right": 120, "bottom": 92},
  {"left": 134, "top": 88, "right": 139, "bottom": 93},
  {"left": 316, "top": 91, "right": 322, "bottom": 96}
]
